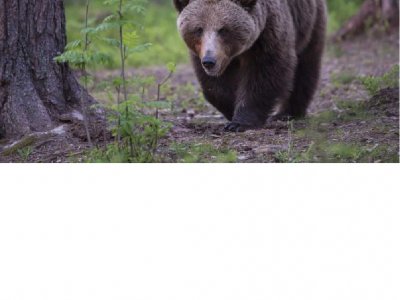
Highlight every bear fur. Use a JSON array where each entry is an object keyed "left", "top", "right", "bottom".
[{"left": 173, "top": 0, "right": 327, "bottom": 132}]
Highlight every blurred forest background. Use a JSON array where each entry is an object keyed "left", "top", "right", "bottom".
[{"left": 64, "top": 0, "right": 366, "bottom": 68}]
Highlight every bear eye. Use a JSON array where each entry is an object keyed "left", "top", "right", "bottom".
[
  {"left": 218, "top": 28, "right": 228, "bottom": 37},
  {"left": 195, "top": 28, "right": 203, "bottom": 37}
]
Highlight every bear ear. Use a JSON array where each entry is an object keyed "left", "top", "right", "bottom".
[
  {"left": 173, "top": 0, "right": 190, "bottom": 13},
  {"left": 236, "top": 0, "right": 258, "bottom": 9}
]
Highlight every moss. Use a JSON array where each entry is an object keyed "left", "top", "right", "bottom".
[
  {"left": 0, "top": 139, "right": 10, "bottom": 146},
  {"left": 2, "top": 136, "right": 38, "bottom": 156}
]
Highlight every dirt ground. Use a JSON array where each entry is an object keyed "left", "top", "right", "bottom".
[{"left": 0, "top": 31, "right": 399, "bottom": 163}]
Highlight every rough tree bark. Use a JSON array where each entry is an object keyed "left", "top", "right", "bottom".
[
  {"left": 0, "top": 0, "right": 95, "bottom": 139},
  {"left": 333, "top": 0, "right": 399, "bottom": 41}
]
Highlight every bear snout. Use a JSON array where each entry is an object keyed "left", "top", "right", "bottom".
[{"left": 201, "top": 57, "right": 217, "bottom": 70}]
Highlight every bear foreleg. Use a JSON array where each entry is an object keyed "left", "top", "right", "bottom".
[
  {"left": 226, "top": 49, "right": 297, "bottom": 132},
  {"left": 277, "top": 8, "right": 326, "bottom": 119}
]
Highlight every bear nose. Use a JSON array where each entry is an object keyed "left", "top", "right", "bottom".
[{"left": 202, "top": 57, "right": 216, "bottom": 69}]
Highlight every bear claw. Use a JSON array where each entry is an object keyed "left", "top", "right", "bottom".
[{"left": 224, "top": 122, "right": 250, "bottom": 132}]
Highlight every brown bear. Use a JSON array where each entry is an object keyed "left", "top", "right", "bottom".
[{"left": 173, "top": 0, "right": 327, "bottom": 132}]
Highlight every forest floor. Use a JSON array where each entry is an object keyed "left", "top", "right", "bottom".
[{"left": 0, "top": 31, "right": 399, "bottom": 163}]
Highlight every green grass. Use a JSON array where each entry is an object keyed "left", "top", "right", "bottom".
[
  {"left": 283, "top": 94, "right": 398, "bottom": 163},
  {"left": 171, "top": 142, "right": 238, "bottom": 163},
  {"left": 330, "top": 71, "right": 357, "bottom": 88}
]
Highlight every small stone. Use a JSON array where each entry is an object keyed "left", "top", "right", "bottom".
[
  {"left": 59, "top": 110, "right": 84, "bottom": 122},
  {"left": 187, "top": 110, "right": 195, "bottom": 119},
  {"left": 171, "top": 126, "right": 191, "bottom": 133}
]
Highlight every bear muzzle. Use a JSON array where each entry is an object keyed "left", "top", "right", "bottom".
[{"left": 201, "top": 56, "right": 217, "bottom": 70}]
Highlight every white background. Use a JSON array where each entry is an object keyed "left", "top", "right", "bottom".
[{"left": 1, "top": 165, "right": 399, "bottom": 300}]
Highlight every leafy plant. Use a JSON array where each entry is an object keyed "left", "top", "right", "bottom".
[
  {"left": 56, "top": 1, "right": 153, "bottom": 149},
  {"left": 359, "top": 65, "right": 399, "bottom": 94},
  {"left": 17, "top": 146, "right": 33, "bottom": 163},
  {"left": 88, "top": 62, "right": 175, "bottom": 163},
  {"left": 59, "top": 0, "right": 178, "bottom": 163},
  {"left": 55, "top": 0, "right": 106, "bottom": 148}
]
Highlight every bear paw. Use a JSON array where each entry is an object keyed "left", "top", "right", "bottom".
[
  {"left": 224, "top": 122, "right": 256, "bottom": 132},
  {"left": 270, "top": 113, "right": 294, "bottom": 122}
]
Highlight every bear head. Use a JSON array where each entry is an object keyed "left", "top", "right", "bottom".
[{"left": 174, "top": 0, "right": 262, "bottom": 77}]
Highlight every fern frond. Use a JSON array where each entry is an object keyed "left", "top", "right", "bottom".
[{"left": 65, "top": 39, "right": 84, "bottom": 51}]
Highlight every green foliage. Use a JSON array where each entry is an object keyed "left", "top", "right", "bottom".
[
  {"left": 274, "top": 121, "right": 312, "bottom": 163},
  {"left": 84, "top": 120, "right": 171, "bottom": 163},
  {"left": 59, "top": 0, "right": 397, "bottom": 164},
  {"left": 326, "top": 143, "right": 365, "bottom": 160},
  {"left": 65, "top": 1, "right": 186, "bottom": 68},
  {"left": 359, "top": 65, "right": 399, "bottom": 94},
  {"left": 335, "top": 100, "right": 372, "bottom": 121},
  {"left": 302, "top": 141, "right": 398, "bottom": 163},
  {"left": 137, "top": 4, "right": 187, "bottom": 67},
  {"left": 2, "top": 136, "right": 38, "bottom": 156},
  {"left": 85, "top": 65, "right": 174, "bottom": 163},
  {"left": 281, "top": 93, "right": 399, "bottom": 163},
  {"left": 330, "top": 71, "right": 357, "bottom": 88},
  {"left": 177, "top": 83, "right": 207, "bottom": 112},
  {"left": 326, "top": 0, "right": 364, "bottom": 34},
  {"left": 59, "top": 1, "right": 178, "bottom": 163},
  {"left": 55, "top": 50, "right": 112, "bottom": 67},
  {"left": 17, "top": 146, "right": 33, "bottom": 163},
  {"left": 275, "top": 145, "right": 313, "bottom": 163},
  {"left": 58, "top": 0, "right": 152, "bottom": 67},
  {"left": 64, "top": 0, "right": 367, "bottom": 68}
]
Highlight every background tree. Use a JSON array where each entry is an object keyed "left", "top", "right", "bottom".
[
  {"left": 0, "top": 0, "right": 95, "bottom": 139},
  {"left": 333, "top": 0, "right": 399, "bottom": 40}
]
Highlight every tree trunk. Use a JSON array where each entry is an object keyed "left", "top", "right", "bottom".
[
  {"left": 333, "top": 0, "right": 399, "bottom": 41},
  {"left": 0, "top": 0, "right": 95, "bottom": 139}
]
